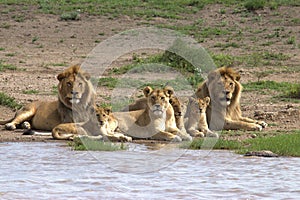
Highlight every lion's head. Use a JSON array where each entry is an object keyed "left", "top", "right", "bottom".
[
  {"left": 169, "top": 96, "right": 182, "bottom": 118},
  {"left": 200, "top": 67, "right": 241, "bottom": 107},
  {"left": 143, "top": 86, "right": 174, "bottom": 116},
  {"left": 57, "top": 64, "right": 95, "bottom": 109},
  {"left": 95, "top": 107, "right": 111, "bottom": 127},
  {"left": 189, "top": 97, "right": 210, "bottom": 114}
]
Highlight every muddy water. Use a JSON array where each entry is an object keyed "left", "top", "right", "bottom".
[{"left": 0, "top": 142, "right": 300, "bottom": 199}]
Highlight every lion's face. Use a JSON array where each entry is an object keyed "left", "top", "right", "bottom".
[
  {"left": 189, "top": 97, "right": 210, "bottom": 114},
  {"left": 95, "top": 107, "right": 111, "bottom": 127},
  {"left": 143, "top": 86, "right": 174, "bottom": 116},
  {"left": 207, "top": 69, "right": 239, "bottom": 106},
  {"left": 169, "top": 96, "right": 182, "bottom": 118},
  {"left": 57, "top": 65, "right": 93, "bottom": 108}
]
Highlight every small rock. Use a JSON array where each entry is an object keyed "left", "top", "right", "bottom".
[
  {"left": 244, "top": 150, "right": 278, "bottom": 157},
  {"left": 250, "top": 134, "right": 257, "bottom": 138}
]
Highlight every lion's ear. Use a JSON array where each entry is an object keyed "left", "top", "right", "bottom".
[
  {"left": 104, "top": 107, "right": 112, "bottom": 115},
  {"left": 205, "top": 96, "right": 210, "bottom": 105},
  {"left": 57, "top": 72, "right": 67, "bottom": 81},
  {"left": 82, "top": 72, "right": 91, "bottom": 80},
  {"left": 164, "top": 86, "right": 174, "bottom": 97},
  {"left": 189, "top": 96, "right": 197, "bottom": 103},
  {"left": 143, "top": 86, "right": 153, "bottom": 97},
  {"left": 235, "top": 73, "right": 241, "bottom": 81}
]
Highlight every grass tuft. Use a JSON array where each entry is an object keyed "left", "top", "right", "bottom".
[
  {"left": 70, "top": 136, "right": 127, "bottom": 151},
  {"left": 0, "top": 92, "right": 22, "bottom": 110},
  {"left": 184, "top": 130, "right": 300, "bottom": 157}
]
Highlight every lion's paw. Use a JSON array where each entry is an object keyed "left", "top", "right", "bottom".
[
  {"left": 21, "top": 121, "right": 31, "bottom": 129},
  {"left": 120, "top": 135, "right": 132, "bottom": 142},
  {"left": 173, "top": 135, "right": 182, "bottom": 142},
  {"left": 206, "top": 131, "right": 219, "bottom": 138},
  {"left": 257, "top": 121, "right": 268, "bottom": 128},
  {"left": 5, "top": 123, "right": 16, "bottom": 130}
]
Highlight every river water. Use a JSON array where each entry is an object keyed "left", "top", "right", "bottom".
[{"left": 0, "top": 142, "right": 299, "bottom": 199}]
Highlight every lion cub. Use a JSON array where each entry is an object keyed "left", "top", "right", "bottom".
[
  {"left": 95, "top": 106, "right": 132, "bottom": 142},
  {"left": 185, "top": 97, "right": 218, "bottom": 138}
]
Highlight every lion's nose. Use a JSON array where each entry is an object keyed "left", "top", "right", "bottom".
[
  {"left": 71, "top": 91, "right": 78, "bottom": 95},
  {"left": 154, "top": 104, "right": 160, "bottom": 109}
]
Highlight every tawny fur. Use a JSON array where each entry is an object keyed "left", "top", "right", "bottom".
[
  {"left": 114, "top": 86, "right": 192, "bottom": 142},
  {"left": 195, "top": 67, "right": 267, "bottom": 131}
]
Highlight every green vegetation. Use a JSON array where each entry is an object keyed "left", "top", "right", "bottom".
[
  {"left": 23, "top": 90, "right": 39, "bottom": 95},
  {"left": 243, "top": 80, "right": 300, "bottom": 100},
  {"left": 60, "top": 11, "right": 80, "bottom": 21},
  {"left": 0, "top": 61, "right": 17, "bottom": 71},
  {"left": 244, "top": 0, "right": 265, "bottom": 11},
  {"left": 70, "top": 136, "right": 127, "bottom": 151},
  {"left": 1, "top": 0, "right": 299, "bottom": 19},
  {"left": 0, "top": 92, "right": 22, "bottom": 110},
  {"left": 185, "top": 130, "right": 300, "bottom": 157}
]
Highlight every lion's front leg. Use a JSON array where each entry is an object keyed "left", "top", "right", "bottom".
[
  {"left": 168, "top": 127, "right": 192, "bottom": 141},
  {"left": 104, "top": 132, "right": 132, "bottom": 142},
  {"left": 187, "top": 128, "right": 205, "bottom": 138},
  {"left": 151, "top": 131, "right": 182, "bottom": 142},
  {"left": 5, "top": 104, "right": 37, "bottom": 130},
  {"left": 52, "top": 123, "right": 87, "bottom": 140},
  {"left": 239, "top": 116, "right": 268, "bottom": 128},
  {"left": 224, "top": 119, "right": 263, "bottom": 131}
]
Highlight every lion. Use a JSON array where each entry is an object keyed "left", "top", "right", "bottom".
[
  {"left": 122, "top": 87, "right": 184, "bottom": 130},
  {"left": 95, "top": 106, "right": 132, "bottom": 142},
  {"left": 194, "top": 66, "right": 267, "bottom": 131},
  {"left": 185, "top": 96, "right": 218, "bottom": 137},
  {"left": 1, "top": 64, "right": 101, "bottom": 140},
  {"left": 114, "top": 86, "right": 192, "bottom": 142}
]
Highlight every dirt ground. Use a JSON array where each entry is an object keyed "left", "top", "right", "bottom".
[{"left": 0, "top": 4, "right": 299, "bottom": 142}]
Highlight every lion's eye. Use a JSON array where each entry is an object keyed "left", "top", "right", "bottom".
[
  {"left": 67, "top": 82, "right": 72, "bottom": 87},
  {"left": 102, "top": 114, "right": 106, "bottom": 117},
  {"left": 229, "top": 82, "right": 234, "bottom": 87},
  {"left": 151, "top": 96, "right": 155, "bottom": 100},
  {"left": 78, "top": 82, "right": 83, "bottom": 87},
  {"left": 96, "top": 114, "right": 100, "bottom": 117},
  {"left": 161, "top": 97, "right": 165, "bottom": 100}
]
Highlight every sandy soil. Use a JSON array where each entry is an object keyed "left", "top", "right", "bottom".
[{"left": 0, "top": 4, "right": 299, "bottom": 142}]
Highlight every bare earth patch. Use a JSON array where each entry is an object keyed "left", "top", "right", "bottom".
[{"left": 0, "top": 4, "right": 299, "bottom": 142}]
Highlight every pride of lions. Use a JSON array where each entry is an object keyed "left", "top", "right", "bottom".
[{"left": 0, "top": 64, "right": 267, "bottom": 142}]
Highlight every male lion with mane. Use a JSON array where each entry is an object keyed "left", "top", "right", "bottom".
[
  {"left": 195, "top": 67, "right": 267, "bottom": 131},
  {"left": 1, "top": 65, "right": 103, "bottom": 140}
]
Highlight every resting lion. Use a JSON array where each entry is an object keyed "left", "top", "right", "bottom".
[
  {"left": 185, "top": 96, "right": 218, "bottom": 137},
  {"left": 1, "top": 65, "right": 101, "bottom": 140},
  {"left": 95, "top": 106, "right": 132, "bottom": 142},
  {"left": 114, "top": 86, "right": 192, "bottom": 142},
  {"left": 195, "top": 67, "right": 267, "bottom": 131},
  {"left": 122, "top": 86, "right": 184, "bottom": 131}
]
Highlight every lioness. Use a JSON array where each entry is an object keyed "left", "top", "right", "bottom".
[
  {"left": 122, "top": 86, "right": 184, "bottom": 131},
  {"left": 195, "top": 67, "right": 267, "bottom": 131},
  {"left": 1, "top": 65, "right": 100, "bottom": 139},
  {"left": 185, "top": 97, "right": 218, "bottom": 137},
  {"left": 114, "top": 86, "right": 192, "bottom": 142}
]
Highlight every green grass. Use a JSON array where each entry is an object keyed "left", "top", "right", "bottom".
[
  {"left": 23, "top": 90, "right": 39, "bottom": 95},
  {"left": 70, "top": 136, "right": 127, "bottom": 151},
  {"left": 185, "top": 130, "right": 300, "bottom": 157},
  {"left": 0, "top": 92, "right": 22, "bottom": 110},
  {"left": 0, "top": 61, "right": 17, "bottom": 71},
  {"left": 60, "top": 11, "right": 80, "bottom": 21},
  {"left": 240, "top": 132, "right": 300, "bottom": 156},
  {"left": 243, "top": 81, "right": 300, "bottom": 100}
]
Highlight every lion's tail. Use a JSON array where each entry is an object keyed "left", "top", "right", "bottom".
[{"left": 23, "top": 129, "right": 52, "bottom": 136}]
